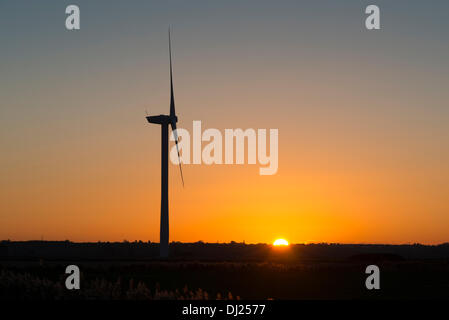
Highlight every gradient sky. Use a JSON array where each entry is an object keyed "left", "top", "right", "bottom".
[{"left": 1, "top": 1, "right": 448, "bottom": 244}]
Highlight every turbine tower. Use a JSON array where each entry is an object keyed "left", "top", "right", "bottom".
[{"left": 146, "top": 29, "right": 184, "bottom": 258}]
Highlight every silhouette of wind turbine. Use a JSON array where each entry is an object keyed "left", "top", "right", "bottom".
[{"left": 146, "top": 28, "right": 184, "bottom": 258}]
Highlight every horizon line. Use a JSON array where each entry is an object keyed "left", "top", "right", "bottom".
[{"left": 2, "top": 239, "right": 448, "bottom": 246}]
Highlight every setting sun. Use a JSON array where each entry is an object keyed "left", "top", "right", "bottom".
[{"left": 273, "top": 239, "right": 289, "bottom": 246}]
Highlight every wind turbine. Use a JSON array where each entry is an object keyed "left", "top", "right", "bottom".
[{"left": 146, "top": 29, "right": 184, "bottom": 258}]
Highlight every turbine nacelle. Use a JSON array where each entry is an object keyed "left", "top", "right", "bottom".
[{"left": 146, "top": 115, "right": 178, "bottom": 125}]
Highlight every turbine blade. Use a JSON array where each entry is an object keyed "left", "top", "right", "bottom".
[
  {"left": 168, "top": 28, "right": 183, "bottom": 187},
  {"left": 177, "top": 155, "right": 185, "bottom": 188},
  {"left": 169, "top": 28, "right": 176, "bottom": 118},
  {"left": 171, "top": 121, "right": 184, "bottom": 187}
]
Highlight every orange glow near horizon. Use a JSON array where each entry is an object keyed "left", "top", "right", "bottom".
[{"left": 1, "top": 126, "right": 449, "bottom": 245}]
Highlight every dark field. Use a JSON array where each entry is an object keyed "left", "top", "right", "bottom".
[{"left": 1, "top": 241, "right": 448, "bottom": 300}]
